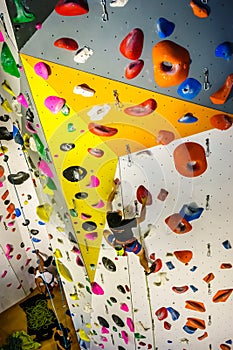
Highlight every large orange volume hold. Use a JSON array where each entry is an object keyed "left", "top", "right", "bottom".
[
  {"left": 173, "top": 142, "right": 207, "bottom": 177},
  {"left": 152, "top": 40, "right": 191, "bottom": 87},
  {"left": 210, "top": 74, "right": 233, "bottom": 104}
]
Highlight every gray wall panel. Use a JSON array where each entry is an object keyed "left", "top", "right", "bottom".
[{"left": 21, "top": 0, "right": 233, "bottom": 113}]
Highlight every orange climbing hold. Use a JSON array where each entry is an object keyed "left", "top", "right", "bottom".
[
  {"left": 203, "top": 272, "right": 215, "bottom": 283},
  {"left": 152, "top": 40, "right": 191, "bottom": 87},
  {"left": 186, "top": 317, "right": 206, "bottom": 330},
  {"left": 220, "top": 344, "right": 231, "bottom": 350},
  {"left": 157, "top": 130, "right": 175, "bottom": 145},
  {"left": 212, "top": 289, "right": 233, "bottom": 303},
  {"left": 210, "top": 114, "right": 232, "bottom": 130},
  {"left": 0, "top": 165, "right": 4, "bottom": 177},
  {"left": 54, "top": 37, "right": 79, "bottom": 51},
  {"left": 185, "top": 300, "right": 206, "bottom": 312},
  {"left": 198, "top": 332, "right": 208, "bottom": 341},
  {"left": 190, "top": 0, "right": 209, "bottom": 18},
  {"left": 210, "top": 74, "right": 233, "bottom": 104},
  {"left": 173, "top": 142, "right": 207, "bottom": 177},
  {"left": 165, "top": 213, "right": 192, "bottom": 234},
  {"left": 174, "top": 250, "right": 193, "bottom": 265}
]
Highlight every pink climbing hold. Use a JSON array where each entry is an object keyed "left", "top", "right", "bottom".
[
  {"left": 121, "top": 330, "right": 129, "bottom": 344},
  {"left": 126, "top": 317, "right": 134, "bottom": 332},
  {"left": 91, "top": 200, "right": 104, "bottom": 208},
  {"left": 101, "top": 327, "right": 109, "bottom": 334},
  {"left": 91, "top": 282, "right": 104, "bottom": 295},
  {"left": 86, "top": 175, "right": 100, "bottom": 188},
  {"left": 120, "top": 303, "right": 129, "bottom": 312},
  {"left": 44, "top": 96, "right": 66, "bottom": 114},
  {"left": 35, "top": 23, "right": 42, "bottom": 30},
  {"left": 25, "top": 258, "right": 32, "bottom": 266},
  {"left": 34, "top": 62, "right": 49, "bottom": 79},
  {"left": 38, "top": 159, "right": 54, "bottom": 178},
  {"left": 17, "top": 93, "right": 29, "bottom": 108},
  {"left": 25, "top": 121, "right": 37, "bottom": 133},
  {"left": 0, "top": 31, "right": 4, "bottom": 42},
  {"left": 85, "top": 231, "right": 98, "bottom": 240}
]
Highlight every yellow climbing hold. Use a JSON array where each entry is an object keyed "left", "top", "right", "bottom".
[
  {"left": 53, "top": 249, "right": 63, "bottom": 258},
  {"left": 36, "top": 203, "right": 53, "bottom": 222},
  {"left": 78, "top": 329, "right": 90, "bottom": 342},
  {"left": 56, "top": 259, "right": 73, "bottom": 282},
  {"left": 1, "top": 80, "right": 16, "bottom": 96}
]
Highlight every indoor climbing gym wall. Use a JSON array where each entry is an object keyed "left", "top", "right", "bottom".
[{"left": 1, "top": 0, "right": 233, "bottom": 349}]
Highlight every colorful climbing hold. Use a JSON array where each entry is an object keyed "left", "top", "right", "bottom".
[
  {"left": 157, "top": 130, "right": 175, "bottom": 145},
  {"left": 1, "top": 42, "right": 20, "bottom": 78},
  {"left": 54, "top": 37, "right": 79, "bottom": 51},
  {"left": 34, "top": 61, "right": 50, "bottom": 79},
  {"left": 44, "top": 96, "right": 66, "bottom": 114},
  {"left": 91, "top": 282, "right": 104, "bottom": 295},
  {"left": 136, "top": 185, "right": 152, "bottom": 205},
  {"left": 124, "top": 59, "right": 144, "bottom": 79},
  {"left": 210, "top": 74, "right": 233, "bottom": 105},
  {"left": 212, "top": 289, "right": 233, "bottom": 303},
  {"left": 124, "top": 98, "right": 157, "bottom": 116},
  {"left": 55, "top": 0, "right": 89, "bottom": 16},
  {"left": 174, "top": 250, "right": 193, "bottom": 265},
  {"left": 215, "top": 42, "right": 232, "bottom": 61},
  {"left": 190, "top": 0, "right": 209, "bottom": 18},
  {"left": 210, "top": 114, "right": 232, "bottom": 130},
  {"left": 120, "top": 28, "right": 144, "bottom": 60},
  {"left": 177, "top": 78, "right": 202, "bottom": 100},
  {"left": 156, "top": 17, "right": 175, "bottom": 38}
]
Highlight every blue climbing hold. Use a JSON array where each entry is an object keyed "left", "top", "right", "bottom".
[
  {"left": 222, "top": 240, "right": 232, "bottom": 249},
  {"left": 189, "top": 284, "right": 198, "bottom": 292},
  {"left": 179, "top": 203, "right": 204, "bottom": 221},
  {"left": 215, "top": 42, "right": 232, "bottom": 61},
  {"left": 226, "top": 340, "right": 232, "bottom": 345},
  {"left": 15, "top": 208, "right": 21, "bottom": 217},
  {"left": 12, "top": 125, "right": 24, "bottom": 145},
  {"left": 190, "top": 266, "right": 197, "bottom": 272},
  {"left": 156, "top": 17, "right": 175, "bottom": 38},
  {"left": 178, "top": 113, "right": 198, "bottom": 123},
  {"left": 183, "top": 325, "right": 197, "bottom": 334},
  {"left": 31, "top": 237, "right": 41, "bottom": 243},
  {"left": 177, "top": 78, "right": 202, "bottom": 100},
  {"left": 166, "top": 261, "right": 175, "bottom": 270},
  {"left": 167, "top": 307, "right": 180, "bottom": 321}
]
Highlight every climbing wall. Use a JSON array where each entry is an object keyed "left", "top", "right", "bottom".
[{"left": 1, "top": 0, "right": 233, "bottom": 349}]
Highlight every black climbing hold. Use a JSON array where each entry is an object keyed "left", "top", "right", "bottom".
[
  {"left": 4, "top": 200, "right": 10, "bottom": 205},
  {"left": 75, "top": 192, "right": 88, "bottom": 199},
  {"left": 0, "top": 126, "right": 13, "bottom": 140},
  {"left": 8, "top": 171, "right": 30, "bottom": 185},
  {"left": 20, "top": 242, "right": 25, "bottom": 248},
  {"left": 26, "top": 108, "right": 34, "bottom": 122},
  {"left": 102, "top": 257, "right": 116, "bottom": 272},
  {"left": 118, "top": 347, "right": 126, "bottom": 350},
  {"left": 0, "top": 115, "right": 10, "bottom": 122},
  {"left": 117, "top": 285, "right": 126, "bottom": 294},
  {"left": 68, "top": 232, "right": 77, "bottom": 243},
  {"left": 110, "top": 297, "right": 117, "bottom": 303},
  {"left": 82, "top": 221, "right": 97, "bottom": 231},
  {"left": 3, "top": 155, "right": 9, "bottom": 162},
  {"left": 30, "top": 229, "right": 39, "bottom": 235},
  {"left": 60, "top": 143, "right": 75, "bottom": 152},
  {"left": 63, "top": 166, "right": 87, "bottom": 182},
  {"left": 97, "top": 316, "right": 109, "bottom": 328},
  {"left": 22, "top": 219, "right": 30, "bottom": 226},
  {"left": 112, "top": 314, "right": 125, "bottom": 327}
]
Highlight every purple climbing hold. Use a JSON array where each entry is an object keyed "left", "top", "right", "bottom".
[
  {"left": 44, "top": 96, "right": 66, "bottom": 114},
  {"left": 34, "top": 61, "right": 50, "bottom": 79},
  {"left": 38, "top": 159, "right": 54, "bottom": 178}
]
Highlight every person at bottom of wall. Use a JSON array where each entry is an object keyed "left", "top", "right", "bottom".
[
  {"left": 28, "top": 250, "right": 58, "bottom": 298},
  {"left": 53, "top": 323, "right": 72, "bottom": 350},
  {"left": 103, "top": 179, "right": 157, "bottom": 276}
]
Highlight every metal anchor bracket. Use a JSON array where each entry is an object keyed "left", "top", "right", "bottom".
[
  {"left": 203, "top": 68, "right": 211, "bottom": 91},
  {"left": 100, "top": 0, "right": 109, "bottom": 21}
]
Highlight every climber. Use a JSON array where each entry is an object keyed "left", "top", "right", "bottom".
[
  {"left": 53, "top": 323, "right": 72, "bottom": 350},
  {"left": 103, "top": 179, "right": 156, "bottom": 275},
  {"left": 28, "top": 250, "right": 58, "bottom": 297}
]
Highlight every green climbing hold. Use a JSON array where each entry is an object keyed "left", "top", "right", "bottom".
[
  {"left": 134, "top": 333, "right": 146, "bottom": 339},
  {"left": 32, "top": 134, "right": 50, "bottom": 161},
  {"left": 1, "top": 43, "right": 20, "bottom": 78},
  {"left": 67, "top": 123, "right": 76, "bottom": 132},
  {"left": 46, "top": 177, "right": 57, "bottom": 190},
  {"left": 13, "top": 0, "right": 35, "bottom": 23}
]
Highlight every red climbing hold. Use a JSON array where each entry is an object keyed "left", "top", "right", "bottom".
[
  {"left": 155, "top": 307, "right": 168, "bottom": 321},
  {"left": 54, "top": 37, "right": 79, "bottom": 51},
  {"left": 136, "top": 185, "right": 152, "bottom": 205},
  {"left": 120, "top": 28, "right": 144, "bottom": 60},
  {"left": 124, "top": 98, "right": 157, "bottom": 117},
  {"left": 55, "top": 0, "right": 89, "bottom": 16},
  {"left": 125, "top": 59, "right": 144, "bottom": 79},
  {"left": 210, "top": 114, "right": 232, "bottom": 130}
]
